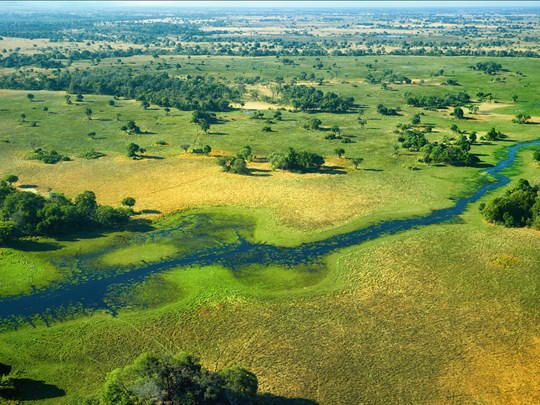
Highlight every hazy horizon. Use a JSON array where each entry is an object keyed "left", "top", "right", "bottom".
[{"left": 4, "top": 0, "right": 540, "bottom": 9}]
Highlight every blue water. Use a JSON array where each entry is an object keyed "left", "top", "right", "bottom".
[{"left": 0, "top": 139, "right": 539, "bottom": 329}]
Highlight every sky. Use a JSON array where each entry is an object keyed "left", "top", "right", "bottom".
[{"left": 12, "top": 1, "right": 540, "bottom": 8}]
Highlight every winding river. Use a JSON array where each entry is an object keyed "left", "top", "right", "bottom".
[{"left": 0, "top": 139, "right": 538, "bottom": 328}]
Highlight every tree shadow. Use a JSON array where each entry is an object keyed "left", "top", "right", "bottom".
[
  {"left": 4, "top": 378, "right": 66, "bottom": 401},
  {"left": 320, "top": 165, "right": 347, "bottom": 175},
  {"left": 142, "top": 155, "right": 164, "bottom": 160},
  {"left": 139, "top": 209, "right": 162, "bottom": 215},
  {"left": 363, "top": 168, "right": 384, "bottom": 172},
  {"left": 95, "top": 118, "right": 112, "bottom": 122},
  {"left": 18, "top": 184, "right": 38, "bottom": 189},
  {"left": 248, "top": 168, "right": 272, "bottom": 177},
  {"left": 9, "top": 240, "right": 61, "bottom": 252},
  {"left": 209, "top": 132, "right": 228, "bottom": 135}
]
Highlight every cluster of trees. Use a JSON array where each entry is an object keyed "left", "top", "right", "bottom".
[
  {"left": 0, "top": 183, "right": 132, "bottom": 242},
  {"left": 484, "top": 127, "right": 507, "bottom": 141},
  {"left": 101, "top": 352, "right": 258, "bottom": 405},
  {"left": 279, "top": 85, "right": 354, "bottom": 113},
  {"left": 376, "top": 104, "right": 400, "bottom": 116},
  {"left": 0, "top": 70, "right": 241, "bottom": 112},
  {"left": 269, "top": 148, "right": 325, "bottom": 173},
  {"left": 421, "top": 139, "right": 479, "bottom": 166},
  {"left": 217, "top": 146, "right": 252, "bottom": 175},
  {"left": 480, "top": 179, "right": 540, "bottom": 228},
  {"left": 397, "top": 129, "right": 478, "bottom": 166},
  {"left": 0, "top": 53, "right": 64, "bottom": 69},
  {"left": 469, "top": 61, "right": 504, "bottom": 75},
  {"left": 405, "top": 92, "right": 471, "bottom": 110},
  {"left": 365, "top": 69, "right": 411, "bottom": 85},
  {"left": 28, "top": 148, "right": 70, "bottom": 164}
]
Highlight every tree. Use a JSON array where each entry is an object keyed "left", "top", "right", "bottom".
[
  {"left": 411, "top": 114, "right": 421, "bottom": 126},
  {"left": 20, "top": 113, "right": 26, "bottom": 123},
  {"left": 108, "top": 100, "right": 115, "bottom": 106},
  {"left": 26, "top": 93, "right": 34, "bottom": 102},
  {"left": 269, "top": 148, "right": 324, "bottom": 173},
  {"left": 127, "top": 143, "right": 140, "bottom": 158},
  {"left": 121, "top": 120, "right": 141, "bottom": 135},
  {"left": 512, "top": 95, "right": 518, "bottom": 102},
  {"left": 64, "top": 94, "right": 72, "bottom": 105},
  {"left": 0, "top": 221, "right": 16, "bottom": 243},
  {"left": 141, "top": 100, "right": 150, "bottom": 110},
  {"left": 357, "top": 117, "right": 367, "bottom": 128},
  {"left": 74, "top": 190, "right": 98, "bottom": 218},
  {"left": 164, "top": 107, "right": 170, "bottom": 116},
  {"left": 3, "top": 175, "right": 18, "bottom": 186},
  {"left": 469, "top": 132, "right": 477, "bottom": 144},
  {"left": 262, "top": 125, "right": 272, "bottom": 132},
  {"left": 237, "top": 145, "right": 252, "bottom": 161},
  {"left": 199, "top": 119, "right": 210, "bottom": 134},
  {"left": 533, "top": 150, "right": 540, "bottom": 162},
  {"left": 76, "top": 94, "right": 84, "bottom": 102},
  {"left": 513, "top": 112, "right": 531, "bottom": 124},
  {"left": 121, "top": 197, "right": 136, "bottom": 207},
  {"left": 351, "top": 157, "right": 364, "bottom": 170},
  {"left": 181, "top": 144, "right": 190, "bottom": 153},
  {"left": 85, "top": 108, "right": 93, "bottom": 120},
  {"left": 303, "top": 118, "right": 322, "bottom": 130},
  {"left": 43, "top": 106, "right": 48, "bottom": 112},
  {"left": 452, "top": 106, "right": 464, "bottom": 119},
  {"left": 335, "top": 147, "right": 345, "bottom": 158},
  {"left": 202, "top": 145, "right": 212, "bottom": 155}
]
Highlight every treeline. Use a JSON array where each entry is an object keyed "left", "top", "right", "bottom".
[
  {"left": 406, "top": 91, "right": 471, "bottom": 110},
  {"left": 279, "top": 84, "right": 354, "bottom": 113},
  {"left": 480, "top": 179, "right": 540, "bottom": 228},
  {"left": 0, "top": 53, "right": 64, "bottom": 69},
  {"left": 0, "top": 182, "right": 132, "bottom": 242},
  {"left": 0, "top": 70, "right": 241, "bottom": 111}
]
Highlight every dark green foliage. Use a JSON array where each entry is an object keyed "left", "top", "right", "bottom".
[
  {"left": 101, "top": 352, "right": 258, "bottom": 405},
  {"left": 217, "top": 156, "right": 248, "bottom": 175},
  {"left": 237, "top": 145, "right": 252, "bottom": 161},
  {"left": 269, "top": 148, "right": 324, "bottom": 173},
  {"left": 303, "top": 118, "right": 322, "bottom": 130},
  {"left": 121, "top": 120, "right": 141, "bottom": 134},
  {"left": 451, "top": 107, "right": 464, "bottom": 119},
  {"left": 470, "top": 61, "right": 504, "bottom": 75},
  {"left": 411, "top": 114, "right": 421, "bottom": 126},
  {"left": 512, "top": 112, "right": 531, "bottom": 124},
  {"left": 485, "top": 127, "right": 506, "bottom": 141},
  {"left": 121, "top": 197, "right": 136, "bottom": 207},
  {"left": 365, "top": 69, "right": 411, "bottom": 85},
  {"left": 397, "top": 129, "right": 428, "bottom": 150},
  {"left": 421, "top": 143, "right": 479, "bottom": 166},
  {"left": 3, "top": 174, "right": 18, "bottom": 185},
  {"left": 350, "top": 157, "right": 364, "bottom": 170},
  {"left": 127, "top": 143, "right": 142, "bottom": 158},
  {"left": 192, "top": 145, "right": 212, "bottom": 155},
  {"left": 262, "top": 125, "right": 272, "bottom": 132},
  {"left": 376, "top": 104, "right": 400, "bottom": 116},
  {"left": 533, "top": 150, "right": 540, "bottom": 162},
  {"left": 28, "top": 148, "right": 70, "bottom": 164},
  {"left": 279, "top": 85, "right": 354, "bottom": 113},
  {"left": 79, "top": 150, "right": 106, "bottom": 159},
  {"left": 481, "top": 179, "right": 539, "bottom": 227},
  {"left": 335, "top": 148, "right": 345, "bottom": 158},
  {"left": 0, "top": 188, "right": 132, "bottom": 240},
  {"left": 191, "top": 110, "right": 217, "bottom": 124},
  {"left": 406, "top": 92, "right": 471, "bottom": 110},
  {"left": 0, "top": 70, "right": 240, "bottom": 112}
]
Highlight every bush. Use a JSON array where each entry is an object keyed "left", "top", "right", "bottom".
[
  {"left": 79, "top": 150, "right": 106, "bottom": 159},
  {"left": 269, "top": 148, "right": 324, "bottom": 173},
  {"left": 28, "top": 148, "right": 70, "bottom": 164}
]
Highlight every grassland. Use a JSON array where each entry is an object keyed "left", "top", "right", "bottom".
[{"left": 1, "top": 50, "right": 540, "bottom": 403}]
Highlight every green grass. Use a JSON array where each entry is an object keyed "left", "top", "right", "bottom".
[{"left": 1, "top": 54, "right": 540, "bottom": 403}]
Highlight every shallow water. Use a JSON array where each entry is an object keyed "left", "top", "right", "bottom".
[{"left": 0, "top": 139, "right": 539, "bottom": 328}]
